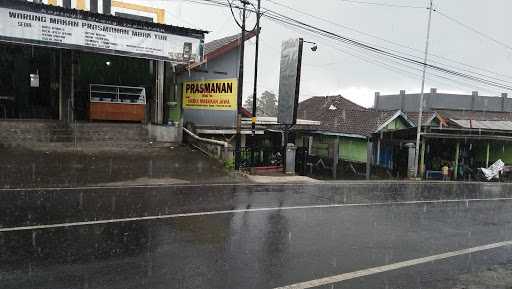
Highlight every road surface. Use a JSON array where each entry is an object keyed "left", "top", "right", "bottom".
[{"left": 1, "top": 183, "right": 512, "bottom": 289}]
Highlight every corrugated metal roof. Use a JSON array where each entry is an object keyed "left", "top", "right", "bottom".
[
  {"left": 451, "top": 119, "right": 512, "bottom": 131},
  {"left": 241, "top": 117, "right": 320, "bottom": 126},
  {"left": 436, "top": 109, "right": 512, "bottom": 121}
]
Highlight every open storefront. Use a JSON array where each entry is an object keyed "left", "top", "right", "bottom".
[{"left": 0, "top": 0, "right": 205, "bottom": 124}]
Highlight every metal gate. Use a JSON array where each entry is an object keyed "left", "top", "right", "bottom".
[
  {"left": 239, "top": 146, "right": 283, "bottom": 168},
  {"left": 295, "top": 147, "right": 310, "bottom": 176}
]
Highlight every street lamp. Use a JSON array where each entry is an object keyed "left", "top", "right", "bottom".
[{"left": 303, "top": 40, "right": 318, "bottom": 52}]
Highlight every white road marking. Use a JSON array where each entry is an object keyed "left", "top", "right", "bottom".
[
  {"left": 274, "top": 240, "right": 512, "bottom": 289},
  {"left": 1, "top": 197, "right": 512, "bottom": 233}
]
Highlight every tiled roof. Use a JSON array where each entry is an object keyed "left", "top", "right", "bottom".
[
  {"left": 316, "top": 109, "right": 399, "bottom": 137},
  {"left": 406, "top": 112, "right": 438, "bottom": 126},
  {"left": 204, "top": 33, "right": 240, "bottom": 55},
  {"left": 296, "top": 95, "right": 402, "bottom": 137},
  {"left": 187, "top": 31, "right": 257, "bottom": 70},
  {"left": 297, "top": 95, "right": 367, "bottom": 121},
  {"left": 203, "top": 30, "right": 257, "bottom": 59}
]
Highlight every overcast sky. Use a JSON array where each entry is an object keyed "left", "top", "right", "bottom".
[{"left": 137, "top": 0, "right": 512, "bottom": 107}]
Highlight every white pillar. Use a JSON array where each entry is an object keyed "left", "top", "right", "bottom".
[
  {"left": 153, "top": 60, "right": 165, "bottom": 124},
  {"left": 241, "top": 134, "right": 246, "bottom": 148}
]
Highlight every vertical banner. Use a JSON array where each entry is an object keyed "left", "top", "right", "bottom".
[{"left": 277, "top": 38, "right": 303, "bottom": 125}]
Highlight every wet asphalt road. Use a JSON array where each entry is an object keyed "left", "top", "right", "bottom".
[{"left": 2, "top": 184, "right": 512, "bottom": 289}]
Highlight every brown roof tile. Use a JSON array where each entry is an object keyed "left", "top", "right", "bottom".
[
  {"left": 297, "top": 95, "right": 367, "bottom": 121},
  {"left": 296, "top": 95, "right": 402, "bottom": 137},
  {"left": 204, "top": 30, "right": 257, "bottom": 60},
  {"left": 406, "top": 111, "right": 438, "bottom": 126}
]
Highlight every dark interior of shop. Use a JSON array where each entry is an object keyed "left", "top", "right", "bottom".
[
  {"left": 0, "top": 43, "right": 155, "bottom": 121},
  {"left": 0, "top": 43, "right": 59, "bottom": 119}
]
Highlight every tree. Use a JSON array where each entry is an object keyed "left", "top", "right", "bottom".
[{"left": 243, "top": 90, "right": 278, "bottom": 117}]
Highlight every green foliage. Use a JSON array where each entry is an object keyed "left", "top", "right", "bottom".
[
  {"left": 243, "top": 90, "right": 278, "bottom": 117},
  {"left": 223, "top": 159, "right": 235, "bottom": 170}
]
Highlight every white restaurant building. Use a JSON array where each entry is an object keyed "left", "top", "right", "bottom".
[{"left": 0, "top": 0, "right": 206, "bottom": 142}]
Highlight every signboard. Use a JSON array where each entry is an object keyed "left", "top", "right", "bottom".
[
  {"left": 183, "top": 79, "right": 238, "bottom": 111},
  {"left": 0, "top": 4, "right": 202, "bottom": 63},
  {"left": 277, "top": 38, "right": 303, "bottom": 125}
]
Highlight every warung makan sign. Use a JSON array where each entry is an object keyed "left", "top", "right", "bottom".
[
  {"left": 0, "top": 4, "right": 201, "bottom": 63},
  {"left": 183, "top": 79, "right": 238, "bottom": 111}
]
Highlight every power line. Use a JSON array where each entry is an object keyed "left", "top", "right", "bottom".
[
  {"left": 254, "top": 6, "right": 501, "bottom": 96},
  {"left": 180, "top": 0, "right": 512, "bottom": 91},
  {"left": 279, "top": 16, "right": 497, "bottom": 95},
  {"left": 435, "top": 9, "right": 512, "bottom": 52},
  {"left": 189, "top": 0, "right": 505, "bottom": 95},
  {"left": 260, "top": 7, "right": 512, "bottom": 91},
  {"left": 264, "top": 0, "right": 512, "bottom": 84},
  {"left": 266, "top": 11, "right": 512, "bottom": 90},
  {"left": 334, "top": 0, "right": 426, "bottom": 9}
]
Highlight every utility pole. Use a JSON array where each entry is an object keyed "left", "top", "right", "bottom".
[
  {"left": 235, "top": 0, "right": 248, "bottom": 171},
  {"left": 250, "top": 0, "right": 261, "bottom": 166},
  {"left": 414, "top": 0, "right": 433, "bottom": 179},
  {"left": 252, "top": 0, "right": 261, "bottom": 136}
]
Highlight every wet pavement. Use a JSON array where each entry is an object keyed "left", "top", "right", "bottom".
[
  {"left": 0, "top": 145, "right": 242, "bottom": 188},
  {"left": 2, "top": 183, "right": 512, "bottom": 289}
]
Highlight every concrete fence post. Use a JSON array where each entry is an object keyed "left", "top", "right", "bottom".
[
  {"left": 285, "top": 143, "right": 297, "bottom": 175},
  {"left": 217, "top": 146, "right": 222, "bottom": 159},
  {"left": 366, "top": 140, "right": 373, "bottom": 180},
  {"left": 405, "top": 143, "right": 416, "bottom": 179}
]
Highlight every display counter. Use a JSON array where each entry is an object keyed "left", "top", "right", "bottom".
[{"left": 89, "top": 84, "right": 146, "bottom": 122}]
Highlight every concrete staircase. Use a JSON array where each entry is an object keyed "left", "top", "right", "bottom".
[{"left": 0, "top": 121, "right": 238, "bottom": 188}]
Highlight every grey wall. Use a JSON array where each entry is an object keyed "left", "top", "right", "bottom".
[
  {"left": 429, "top": 94, "right": 473, "bottom": 111},
  {"left": 374, "top": 90, "right": 511, "bottom": 113},
  {"left": 178, "top": 47, "right": 240, "bottom": 128},
  {"left": 377, "top": 95, "right": 403, "bottom": 111}
]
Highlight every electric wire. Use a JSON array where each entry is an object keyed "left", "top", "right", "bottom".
[
  {"left": 263, "top": 7, "right": 512, "bottom": 91},
  {"left": 261, "top": 8, "right": 512, "bottom": 91},
  {"left": 180, "top": 0, "right": 512, "bottom": 91},
  {"left": 279, "top": 18, "right": 500, "bottom": 95},
  {"left": 264, "top": 0, "right": 512, "bottom": 85},
  {"left": 183, "top": 0, "right": 512, "bottom": 83},
  {"left": 334, "top": 0, "right": 427, "bottom": 9},
  {"left": 435, "top": 9, "right": 512, "bottom": 52},
  {"left": 252, "top": 17, "right": 499, "bottom": 98}
]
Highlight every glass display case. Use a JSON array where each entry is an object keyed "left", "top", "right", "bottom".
[{"left": 89, "top": 84, "right": 146, "bottom": 122}]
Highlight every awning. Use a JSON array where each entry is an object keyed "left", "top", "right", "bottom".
[{"left": 241, "top": 117, "right": 321, "bottom": 126}]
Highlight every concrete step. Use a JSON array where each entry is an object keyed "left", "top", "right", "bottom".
[{"left": 0, "top": 121, "right": 151, "bottom": 147}]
